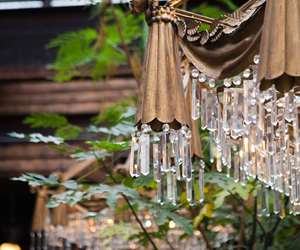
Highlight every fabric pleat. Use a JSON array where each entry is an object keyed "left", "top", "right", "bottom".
[
  {"left": 136, "top": 20, "right": 190, "bottom": 130},
  {"left": 259, "top": 0, "right": 300, "bottom": 92}
]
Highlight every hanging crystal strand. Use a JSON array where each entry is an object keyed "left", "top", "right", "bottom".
[
  {"left": 231, "top": 89, "right": 239, "bottom": 139},
  {"left": 166, "top": 171, "right": 173, "bottom": 202},
  {"left": 262, "top": 184, "right": 270, "bottom": 217},
  {"left": 257, "top": 94, "right": 265, "bottom": 145},
  {"left": 286, "top": 149, "right": 293, "bottom": 198},
  {"left": 293, "top": 110, "right": 300, "bottom": 179},
  {"left": 216, "top": 151, "right": 222, "bottom": 172},
  {"left": 259, "top": 143, "right": 268, "bottom": 184},
  {"left": 276, "top": 143, "right": 284, "bottom": 193},
  {"left": 296, "top": 168, "right": 300, "bottom": 206},
  {"left": 152, "top": 134, "right": 161, "bottom": 182},
  {"left": 140, "top": 124, "right": 151, "bottom": 175},
  {"left": 207, "top": 90, "right": 217, "bottom": 132},
  {"left": 222, "top": 139, "right": 231, "bottom": 168},
  {"left": 184, "top": 129, "right": 193, "bottom": 181},
  {"left": 273, "top": 190, "right": 281, "bottom": 215},
  {"left": 257, "top": 184, "right": 264, "bottom": 217},
  {"left": 223, "top": 89, "right": 233, "bottom": 134},
  {"left": 231, "top": 89, "right": 244, "bottom": 139},
  {"left": 266, "top": 114, "right": 275, "bottom": 155},
  {"left": 129, "top": 130, "right": 140, "bottom": 177},
  {"left": 215, "top": 103, "right": 223, "bottom": 152},
  {"left": 233, "top": 148, "right": 240, "bottom": 182},
  {"left": 247, "top": 79, "right": 258, "bottom": 125},
  {"left": 242, "top": 136, "right": 250, "bottom": 177},
  {"left": 293, "top": 111, "right": 300, "bottom": 200},
  {"left": 169, "top": 130, "right": 181, "bottom": 181},
  {"left": 199, "top": 160, "right": 205, "bottom": 204},
  {"left": 239, "top": 149, "right": 247, "bottom": 184},
  {"left": 226, "top": 145, "right": 232, "bottom": 177},
  {"left": 191, "top": 69, "right": 200, "bottom": 120},
  {"left": 267, "top": 154, "right": 276, "bottom": 189},
  {"left": 200, "top": 88, "right": 208, "bottom": 129},
  {"left": 178, "top": 128, "right": 185, "bottom": 180},
  {"left": 161, "top": 124, "right": 170, "bottom": 172},
  {"left": 270, "top": 85, "right": 278, "bottom": 126},
  {"left": 157, "top": 173, "right": 165, "bottom": 205},
  {"left": 284, "top": 89, "right": 295, "bottom": 123},
  {"left": 284, "top": 129, "right": 291, "bottom": 196},
  {"left": 186, "top": 172, "right": 195, "bottom": 205},
  {"left": 209, "top": 133, "right": 215, "bottom": 164},
  {"left": 168, "top": 130, "right": 179, "bottom": 202},
  {"left": 290, "top": 154, "right": 297, "bottom": 206},
  {"left": 243, "top": 80, "right": 250, "bottom": 125},
  {"left": 248, "top": 125, "right": 258, "bottom": 178},
  {"left": 171, "top": 166, "right": 177, "bottom": 205}
]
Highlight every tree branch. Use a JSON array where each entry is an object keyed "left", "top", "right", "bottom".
[
  {"left": 263, "top": 216, "right": 282, "bottom": 250},
  {"left": 198, "top": 224, "right": 213, "bottom": 250},
  {"left": 228, "top": 190, "right": 266, "bottom": 236},
  {"left": 238, "top": 205, "right": 246, "bottom": 250},
  {"left": 110, "top": 4, "right": 142, "bottom": 86},
  {"left": 248, "top": 196, "right": 257, "bottom": 250}
]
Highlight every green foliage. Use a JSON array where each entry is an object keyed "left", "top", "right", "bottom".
[
  {"left": 87, "top": 140, "right": 130, "bottom": 152},
  {"left": 55, "top": 124, "right": 82, "bottom": 140},
  {"left": 23, "top": 113, "right": 82, "bottom": 140},
  {"left": 48, "top": 6, "right": 144, "bottom": 81},
  {"left": 192, "top": 0, "right": 237, "bottom": 22},
  {"left": 48, "top": 28, "right": 98, "bottom": 82},
  {"left": 12, "top": 173, "right": 59, "bottom": 187},
  {"left": 205, "top": 172, "right": 255, "bottom": 203},
  {"left": 24, "top": 113, "right": 68, "bottom": 129},
  {"left": 91, "top": 101, "right": 135, "bottom": 126}
]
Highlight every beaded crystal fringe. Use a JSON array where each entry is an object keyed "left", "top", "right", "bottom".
[
  {"left": 191, "top": 55, "right": 300, "bottom": 215},
  {"left": 129, "top": 124, "right": 205, "bottom": 206}
]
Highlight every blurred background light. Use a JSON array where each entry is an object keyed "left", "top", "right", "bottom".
[{"left": 0, "top": 243, "right": 21, "bottom": 250}]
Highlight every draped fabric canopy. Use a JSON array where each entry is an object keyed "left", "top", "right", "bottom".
[{"left": 179, "top": 6, "right": 264, "bottom": 80}]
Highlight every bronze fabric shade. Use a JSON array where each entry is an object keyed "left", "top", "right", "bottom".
[
  {"left": 179, "top": 3, "right": 265, "bottom": 80},
  {"left": 258, "top": 0, "right": 300, "bottom": 92},
  {"left": 136, "top": 19, "right": 190, "bottom": 130}
]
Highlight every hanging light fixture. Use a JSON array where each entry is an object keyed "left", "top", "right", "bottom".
[{"left": 129, "top": 0, "right": 300, "bottom": 214}]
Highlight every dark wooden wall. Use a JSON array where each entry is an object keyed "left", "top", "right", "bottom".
[
  {"left": 0, "top": 6, "right": 98, "bottom": 250},
  {"left": 0, "top": 6, "right": 98, "bottom": 80}
]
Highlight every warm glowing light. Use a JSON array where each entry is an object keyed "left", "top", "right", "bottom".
[
  {"left": 106, "top": 218, "right": 114, "bottom": 226},
  {"left": 144, "top": 220, "right": 152, "bottom": 228},
  {"left": 0, "top": 243, "right": 21, "bottom": 250},
  {"left": 168, "top": 220, "right": 176, "bottom": 229},
  {"left": 194, "top": 230, "right": 201, "bottom": 237},
  {"left": 144, "top": 214, "right": 151, "bottom": 220}
]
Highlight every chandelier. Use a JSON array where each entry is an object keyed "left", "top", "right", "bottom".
[{"left": 129, "top": 0, "right": 300, "bottom": 214}]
